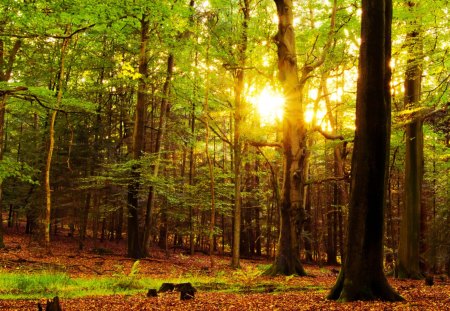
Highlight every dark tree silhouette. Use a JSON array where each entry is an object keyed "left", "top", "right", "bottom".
[{"left": 327, "top": 0, "right": 403, "bottom": 302}]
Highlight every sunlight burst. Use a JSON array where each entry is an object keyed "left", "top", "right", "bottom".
[{"left": 249, "top": 87, "right": 284, "bottom": 125}]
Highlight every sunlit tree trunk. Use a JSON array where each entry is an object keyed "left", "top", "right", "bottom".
[
  {"left": 204, "top": 56, "right": 216, "bottom": 268},
  {"left": 398, "top": 1, "right": 423, "bottom": 279},
  {"left": 327, "top": 0, "right": 403, "bottom": 301},
  {"left": 45, "top": 31, "right": 70, "bottom": 248},
  {"left": 266, "top": 0, "right": 307, "bottom": 276},
  {"left": 231, "top": 0, "right": 250, "bottom": 269}
]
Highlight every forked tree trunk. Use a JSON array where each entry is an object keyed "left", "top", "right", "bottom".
[
  {"left": 327, "top": 0, "right": 403, "bottom": 302},
  {"left": 266, "top": 0, "right": 307, "bottom": 276}
]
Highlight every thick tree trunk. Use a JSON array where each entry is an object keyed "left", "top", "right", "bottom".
[
  {"left": 398, "top": 5, "right": 423, "bottom": 279},
  {"left": 127, "top": 16, "right": 149, "bottom": 259},
  {"left": 266, "top": 0, "right": 307, "bottom": 276},
  {"left": 327, "top": 0, "right": 403, "bottom": 301}
]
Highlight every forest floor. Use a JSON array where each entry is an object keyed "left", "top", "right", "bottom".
[{"left": 0, "top": 229, "right": 449, "bottom": 310}]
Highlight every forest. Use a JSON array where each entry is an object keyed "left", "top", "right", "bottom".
[{"left": 0, "top": 0, "right": 449, "bottom": 309}]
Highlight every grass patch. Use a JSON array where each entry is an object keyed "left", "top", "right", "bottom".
[
  {"left": 0, "top": 262, "right": 326, "bottom": 299},
  {"left": 0, "top": 272, "right": 166, "bottom": 299}
]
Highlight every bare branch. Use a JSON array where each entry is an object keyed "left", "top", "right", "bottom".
[
  {"left": 196, "top": 116, "right": 232, "bottom": 146},
  {"left": 312, "top": 126, "right": 345, "bottom": 141}
]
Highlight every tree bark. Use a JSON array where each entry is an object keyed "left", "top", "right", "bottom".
[
  {"left": 142, "top": 53, "right": 174, "bottom": 256},
  {"left": 189, "top": 100, "right": 196, "bottom": 256},
  {"left": 201, "top": 35, "right": 216, "bottom": 267},
  {"left": 127, "top": 16, "right": 149, "bottom": 259},
  {"left": 266, "top": 0, "right": 308, "bottom": 276},
  {"left": 44, "top": 31, "right": 70, "bottom": 247},
  {"left": 0, "top": 22, "right": 21, "bottom": 248},
  {"left": 231, "top": 0, "right": 250, "bottom": 269},
  {"left": 397, "top": 2, "right": 423, "bottom": 279},
  {"left": 0, "top": 95, "right": 6, "bottom": 248},
  {"left": 327, "top": 0, "right": 403, "bottom": 301}
]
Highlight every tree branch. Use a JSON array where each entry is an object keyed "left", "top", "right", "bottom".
[
  {"left": 0, "top": 24, "right": 96, "bottom": 40},
  {"left": 196, "top": 116, "right": 232, "bottom": 146},
  {"left": 312, "top": 126, "right": 345, "bottom": 140},
  {"left": 305, "top": 175, "right": 349, "bottom": 185},
  {"left": 423, "top": 102, "right": 449, "bottom": 120},
  {"left": 247, "top": 140, "right": 282, "bottom": 148}
]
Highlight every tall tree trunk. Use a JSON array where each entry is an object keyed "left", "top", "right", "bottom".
[
  {"left": 266, "top": 0, "right": 307, "bottom": 276},
  {"left": 0, "top": 33, "right": 21, "bottom": 248},
  {"left": 0, "top": 95, "right": 6, "bottom": 248},
  {"left": 203, "top": 45, "right": 216, "bottom": 267},
  {"left": 44, "top": 31, "right": 70, "bottom": 247},
  {"left": 323, "top": 79, "right": 349, "bottom": 262},
  {"left": 188, "top": 101, "right": 196, "bottom": 255},
  {"left": 327, "top": 0, "right": 403, "bottom": 301},
  {"left": 231, "top": 0, "right": 250, "bottom": 269},
  {"left": 398, "top": 2, "right": 423, "bottom": 279},
  {"left": 142, "top": 53, "right": 174, "bottom": 255},
  {"left": 127, "top": 16, "right": 149, "bottom": 259}
]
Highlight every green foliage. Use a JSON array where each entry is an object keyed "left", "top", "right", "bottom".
[
  {"left": 231, "top": 265, "right": 262, "bottom": 291},
  {"left": 112, "top": 261, "right": 143, "bottom": 291},
  {"left": 0, "top": 270, "right": 162, "bottom": 299},
  {"left": 0, "top": 273, "right": 72, "bottom": 298},
  {"left": 0, "top": 157, "right": 38, "bottom": 184}
]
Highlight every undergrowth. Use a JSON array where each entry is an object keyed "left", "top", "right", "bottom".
[{"left": 0, "top": 261, "right": 325, "bottom": 299}]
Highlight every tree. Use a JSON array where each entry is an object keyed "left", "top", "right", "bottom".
[
  {"left": 231, "top": 0, "right": 251, "bottom": 270},
  {"left": 265, "top": 0, "right": 308, "bottom": 276},
  {"left": 327, "top": 0, "right": 403, "bottom": 301},
  {"left": 0, "top": 3, "right": 22, "bottom": 248},
  {"left": 44, "top": 26, "right": 71, "bottom": 247},
  {"left": 397, "top": 1, "right": 423, "bottom": 280},
  {"left": 126, "top": 14, "right": 149, "bottom": 259},
  {"left": 266, "top": 0, "right": 338, "bottom": 276}
]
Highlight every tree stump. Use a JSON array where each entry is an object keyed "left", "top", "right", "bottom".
[
  {"left": 41, "top": 296, "right": 62, "bottom": 311},
  {"left": 158, "top": 283, "right": 175, "bottom": 292},
  {"left": 176, "top": 283, "right": 196, "bottom": 300},
  {"left": 146, "top": 289, "right": 158, "bottom": 297}
]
